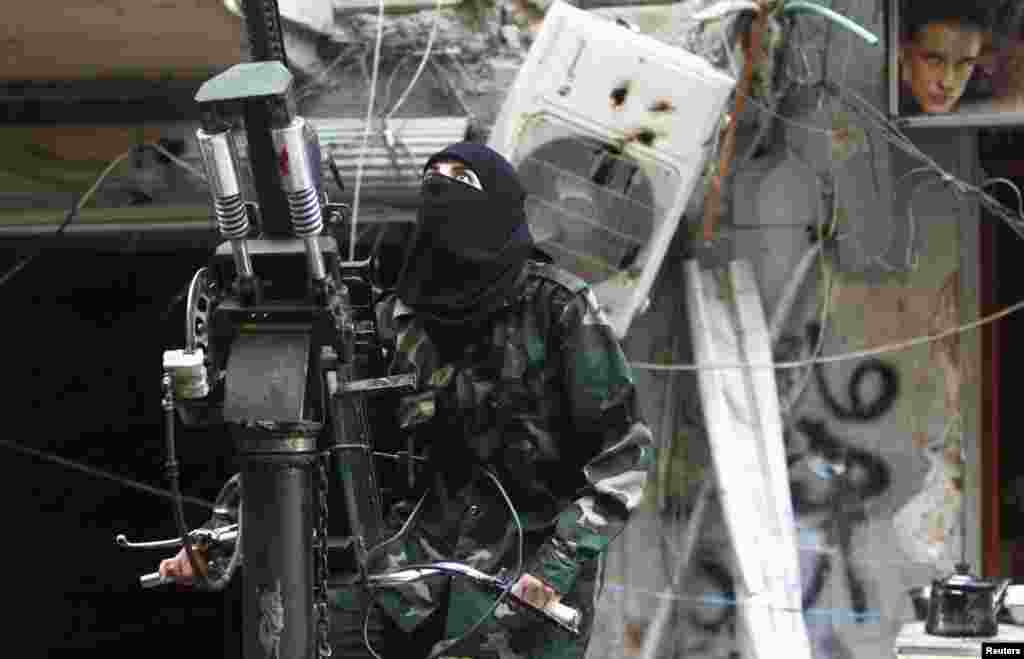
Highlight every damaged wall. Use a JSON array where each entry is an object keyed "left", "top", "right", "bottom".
[
  {"left": 570, "top": 1, "right": 986, "bottom": 658},
  {"left": 470, "top": 0, "right": 974, "bottom": 654}
]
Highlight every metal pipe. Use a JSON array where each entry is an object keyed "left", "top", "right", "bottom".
[
  {"left": 239, "top": 445, "right": 318, "bottom": 659},
  {"left": 781, "top": 1, "right": 879, "bottom": 46}
]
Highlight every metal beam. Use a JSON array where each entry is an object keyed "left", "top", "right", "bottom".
[{"left": 0, "top": 204, "right": 415, "bottom": 240}]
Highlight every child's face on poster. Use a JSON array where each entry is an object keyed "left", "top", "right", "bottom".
[{"left": 901, "top": 20, "right": 984, "bottom": 114}]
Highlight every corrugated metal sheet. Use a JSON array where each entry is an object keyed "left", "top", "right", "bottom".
[
  {"left": 232, "top": 116, "right": 468, "bottom": 200},
  {"left": 331, "top": 0, "right": 463, "bottom": 14}
]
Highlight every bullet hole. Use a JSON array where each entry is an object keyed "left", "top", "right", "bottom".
[
  {"left": 610, "top": 83, "right": 629, "bottom": 109},
  {"left": 649, "top": 99, "right": 675, "bottom": 113}
]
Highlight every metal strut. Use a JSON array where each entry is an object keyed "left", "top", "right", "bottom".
[{"left": 240, "top": 0, "right": 293, "bottom": 237}]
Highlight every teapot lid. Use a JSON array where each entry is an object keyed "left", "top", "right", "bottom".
[{"left": 940, "top": 562, "right": 997, "bottom": 589}]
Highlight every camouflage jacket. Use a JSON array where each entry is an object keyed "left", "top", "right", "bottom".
[{"left": 368, "top": 259, "right": 653, "bottom": 643}]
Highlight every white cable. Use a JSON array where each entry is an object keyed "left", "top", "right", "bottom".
[
  {"left": 380, "top": 53, "right": 416, "bottom": 116},
  {"left": 79, "top": 150, "right": 135, "bottom": 214},
  {"left": 981, "top": 177, "right": 1024, "bottom": 220},
  {"left": 0, "top": 148, "right": 133, "bottom": 288},
  {"left": 146, "top": 142, "right": 208, "bottom": 184},
  {"left": 769, "top": 241, "right": 823, "bottom": 344},
  {"left": 631, "top": 296, "right": 1024, "bottom": 372},
  {"left": 384, "top": 0, "right": 443, "bottom": 123},
  {"left": 296, "top": 44, "right": 364, "bottom": 101},
  {"left": 348, "top": 0, "right": 387, "bottom": 263},
  {"left": 781, "top": 233, "right": 834, "bottom": 416}
]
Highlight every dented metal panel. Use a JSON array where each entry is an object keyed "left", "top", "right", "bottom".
[{"left": 488, "top": 1, "right": 735, "bottom": 338}]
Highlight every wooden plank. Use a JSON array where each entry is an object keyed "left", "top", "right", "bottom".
[{"left": 684, "top": 259, "right": 811, "bottom": 659}]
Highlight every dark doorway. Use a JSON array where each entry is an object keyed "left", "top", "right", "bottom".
[{"left": 979, "top": 128, "right": 1024, "bottom": 579}]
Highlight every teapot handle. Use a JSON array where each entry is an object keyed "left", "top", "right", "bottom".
[{"left": 995, "top": 578, "right": 1012, "bottom": 614}]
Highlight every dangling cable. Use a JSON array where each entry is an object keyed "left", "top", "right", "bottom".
[
  {"left": 349, "top": 0, "right": 386, "bottom": 262},
  {"left": 205, "top": 474, "right": 243, "bottom": 592},
  {"left": 0, "top": 436, "right": 215, "bottom": 509},
  {"left": 162, "top": 372, "right": 208, "bottom": 587},
  {"left": 383, "top": 0, "right": 443, "bottom": 124},
  {"left": 360, "top": 466, "right": 524, "bottom": 659}
]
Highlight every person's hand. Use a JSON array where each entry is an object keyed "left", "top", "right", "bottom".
[
  {"left": 157, "top": 545, "right": 208, "bottom": 586},
  {"left": 511, "top": 573, "right": 560, "bottom": 610}
]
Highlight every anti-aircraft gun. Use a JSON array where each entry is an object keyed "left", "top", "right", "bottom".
[{"left": 113, "top": 4, "right": 417, "bottom": 656}]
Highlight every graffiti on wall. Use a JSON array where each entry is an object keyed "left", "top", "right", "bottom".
[
  {"left": 642, "top": 318, "right": 902, "bottom": 658},
  {"left": 637, "top": 271, "right": 965, "bottom": 658},
  {"left": 789, "top": 321, "right": 896, "bottom": 618}
]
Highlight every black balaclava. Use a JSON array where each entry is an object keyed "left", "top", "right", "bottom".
[{"left": 394, "top": 142, "right": 536, "bottom": 329}]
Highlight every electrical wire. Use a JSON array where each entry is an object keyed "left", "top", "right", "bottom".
[
  {"left": 0, "top": 141, "right": 209, "bottom": 290},
  {"left": 148, "top": 141, "right": 209, "bottom": 185},
  {"left": 375, "top": 0, "right": 444, "bottom": 168},
  {"left": 361, "top": 489, "right": 430, "bottom": 566},
  {"left": 781, "top": 232, "right": 835, "bottom": 416},
  {"left": 424, "top": 466, "right": 524, "bottom": 659},
  {"left": 982, "top": 177, "right": 1024, "bottom": 219},
  {"left": 296, "top": 43, "right": 366, "bottom": 102},
  {"left": 349, "top": 0, "right": 387, "bottom": 263},
  {"left": 379, "top": 53, "right": 417, "bottom": 117},
  {"left": 0, "top": 148, "right": 133, "bottom": 289},
  {"left": 163, "top": 375, "right": 208, "bottom": 588},
  {"left": 201, "top": 474, "right": 243, "bottom": 592},
  {"left": 710, "top": 2, "right": 1024, "bottom": 273},
  {"left": 383, "top": 0, "right": 442, "bottom": 124},
  {"left": 631, "top": 294, "right": 1024, "bottom": 372},
  {"left": 0, "top": 437, "right": 216, "bottom": 510},
  {"left": 361, "top": 466, "right": 525, "bottom": 659}
]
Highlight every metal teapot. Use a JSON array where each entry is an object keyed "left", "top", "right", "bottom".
[{"left": 926, "top": 562, "right": 1011, "bottom": 637}]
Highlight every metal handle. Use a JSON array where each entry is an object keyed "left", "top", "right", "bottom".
[
  {"left": 367, "top": 561, "right": 583, "bottom": 636},
  {"left": 116, "top": 534, "right": 185, "bottom": 550},
  {"left": 140, "top": 571, "right": 175, "bottom": 589},
  {"left": 533, "top": 598, "right": 582, "bottom": 636},
  {"left": 116, "top": 524, "right": 238, "bottom": 550}
]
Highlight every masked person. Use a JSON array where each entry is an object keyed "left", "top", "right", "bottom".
[
  {"left": 159, "top": 142, "right": 653, "bottom": 659},
  {"left": 899, "top": 4, "right": 991, "bottom": 115}
]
